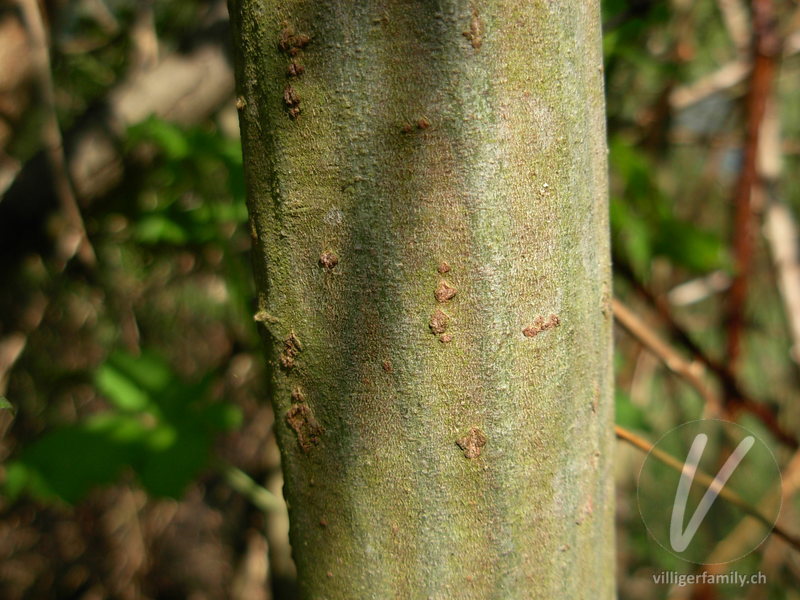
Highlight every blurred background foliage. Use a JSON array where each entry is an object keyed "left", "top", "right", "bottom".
[{"left": 0, "top": 0, "right": 799, "bottom": 598}]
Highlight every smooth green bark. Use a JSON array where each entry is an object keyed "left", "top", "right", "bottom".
[{"left": 228, "top": 1, "right": 613, "bottom": 598}]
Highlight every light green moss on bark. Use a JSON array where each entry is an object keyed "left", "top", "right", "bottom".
[{"left": 229, "top": 0, "right": 613, "bottom": 598}]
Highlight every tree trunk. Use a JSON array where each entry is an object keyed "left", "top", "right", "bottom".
[{"left": 228, "top": 1, "right": 613, "bottom": 598}]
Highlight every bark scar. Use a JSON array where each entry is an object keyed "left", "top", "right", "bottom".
[
  {"left": 462, "top": 10, "right": 483, "bottom": 49},
  {"left": 319, "top": 250, "right": 339, "bottom": 269},
  {"left": 278, "top": 23, "right": 311, "bottom": 56},
  {"left": 429, "top": 309, "right": 450, "bottom": 334},
  {"left": 283, "top": 85, "right": 301, "bottom": 119},
  {"left": 279, "top": 332, "right": 303, "bottom": 369},
  {"left": 457, "top": 427, "right": 487, "bottom": 459},
  {"left": 523, "top": 314, "right": 560, "bottom": 337},
  {"left": 435, "top": 280, "right": 457, "bottom": 303},
  {"left": 286, "top": 403, "right": 324, "bottom": 452}
]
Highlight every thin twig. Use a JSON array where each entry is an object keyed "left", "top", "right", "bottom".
[
  {"left": 716, "top": 0, "right": 751, "bottom": 56},
  {"left": 614, "top": 424, "right": 800, "bottom": 552},
  {"left": 667, "top": 270, "right": 730, "bottom": 306},
  {"left": 700, "top": 446, "right": 800, "bottom": 571},
  {"left": 726, "top": 0, "right": 780, "bottom": 370},
  {"left": 669, "top": 6, "right": 800, "bottom": 113},
  {"left": 752, "top": 448, "right": 800, "bottom": 581},
  {"left": 215, "top": 460, "right": 284, "bottom": 513},
  {"left": 614, "top": 256, "right": 725, "bottom": 373},
  {"left": 613, "top": 298, "right": 720, "bottom": 414},
  {"left": 129, "top": 0, "right": 158, "bottom": 73},
  {"left": 614, "top": 260, "right": 798, "bottom": 448},
  {"left": 669, "top": 59, "right": 751, "bottom": 110},
  {"left": 0, "top": 292, "right": 48, "bottom": 396},
  {"left": 759, "top": 92, "right": 800, "bottom": 367},
  {"left": 613, "top": 295, "right": 797, "bottom": 447},
  {"left": 16, "top": 0, "right": 96, "bottom": 267},
  {"left": 763, "top": 199, "right": 800, "bottom": 363}
]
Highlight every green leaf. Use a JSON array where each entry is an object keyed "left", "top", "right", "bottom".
[
  {"left": 128, "top": 116, "right": 191, "bottom": 159},
  {"left": 610, "top": 197, "right": 653, "bottom": 277},
  {"left": 95, "top": 365, "right": 151, "bottom": 412},
  {"left": 653, "top": 219, "right": 728, "bottom": 273},
  {"left": 4, "top": 350, "right": 244, "bottom": 504},
  {"left": 94, "top": 350, "right": 176, "bottom": 413},
  {"left": 615, "top": 390, "right": 650, "bottom": 432},
  {"left": 4, "top": 415, "right": 149, "bottom": 504},
  {"left": 202, "top": 403, "right": 243, "bottom": 431},
  {"left": 3, "top": 462, "right": 30, "bottom": 501},
  {"left": 0, "top": 396, "right": 15, "bottom": 415},
  {"left": 104, "top": 351, "right": 173, "bottom": 393},
  {"left": 138, "top": 423, "right": 211, "bottom": 498},
  {"left": 135, "top": 214, "right": 189, "bottom": 245}
]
